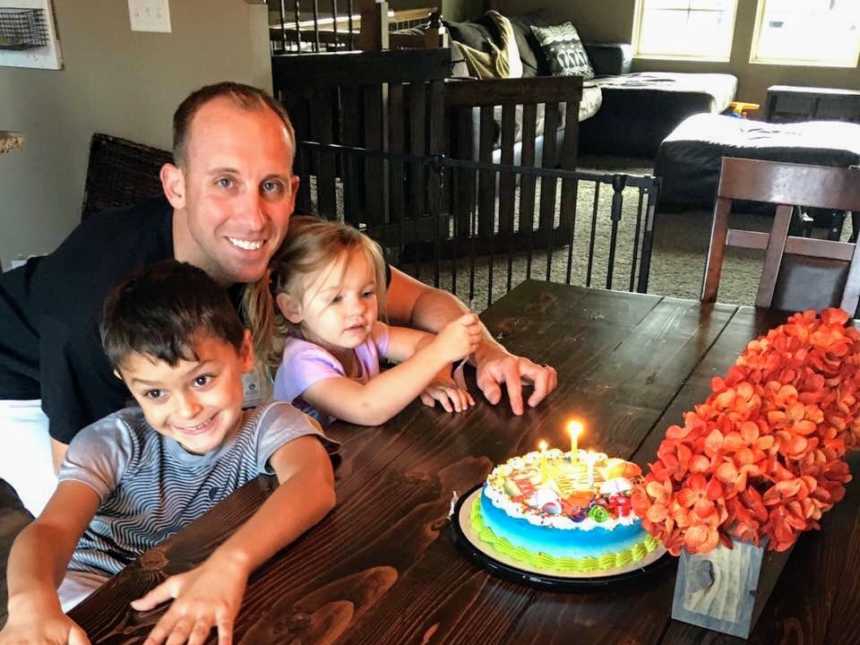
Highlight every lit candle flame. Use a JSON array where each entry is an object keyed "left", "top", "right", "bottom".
[
  {"left": 538, "top": 440, "right": 548, "bottom": 452},
  {"left": 567, "top": 420, "right": 583, "bottom": 456}
]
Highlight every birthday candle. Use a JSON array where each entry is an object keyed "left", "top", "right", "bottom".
[
  {"left": 567, "top": 420, "right": 583, "bottom": 462},
  {"left": 538, "top": 440, "right": 549, "bottom": 482}
]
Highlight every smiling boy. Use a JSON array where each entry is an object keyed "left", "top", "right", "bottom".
[{"left": 0, "top": 261, "right": 336, "bottom": 645}]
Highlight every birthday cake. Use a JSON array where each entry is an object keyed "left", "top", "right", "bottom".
[{"left": 473, "top": 448, "right": 660, "bottom": 574}]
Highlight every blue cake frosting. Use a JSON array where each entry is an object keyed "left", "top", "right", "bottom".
[
  {"left": 480, "top": 485, "right": 645, "bottom": 559},
  {"left": 476, "top": 448, "right": 655, "bottom": 569}
]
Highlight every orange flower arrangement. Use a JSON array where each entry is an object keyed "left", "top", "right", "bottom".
[{"left": 631, "top": 308, "right": 860, "bottom": 555}]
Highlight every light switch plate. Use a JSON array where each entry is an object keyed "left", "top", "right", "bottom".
[{"left": 128, "top": 0, "right": 171, "bottom": 33}]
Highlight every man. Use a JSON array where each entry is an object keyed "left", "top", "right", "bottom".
[{"left": 0, "top": 81, "right": 557, "bottom": 515}]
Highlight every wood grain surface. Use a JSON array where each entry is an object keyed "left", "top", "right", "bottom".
[{"left": 69, "top": 282, "right": 860, "bottom": 644}]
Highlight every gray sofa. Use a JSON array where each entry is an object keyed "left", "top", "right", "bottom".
[{"left": 437, "top": 11, "right": 738, "bottom": 159}]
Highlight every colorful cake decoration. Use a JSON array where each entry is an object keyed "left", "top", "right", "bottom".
[{"left": 472, "top": 419, "right": 660, "bottom": 574}]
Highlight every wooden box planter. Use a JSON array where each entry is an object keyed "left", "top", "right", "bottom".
[{"left": 671, "top": 538, "right": 794, "bottom": 638}]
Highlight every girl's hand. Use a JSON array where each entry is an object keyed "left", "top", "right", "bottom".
[
  {"left": 433, "top": 313, "right": 482, "bottom": 364},
  {"left": 420, "top": 374, "right": 475, "bottom": 412},
  {"left": 0, "top": 609, "right": 90, "bottom": 645},
  {"left": 131, "top": 556, "right": 249, "bottom": 645}
]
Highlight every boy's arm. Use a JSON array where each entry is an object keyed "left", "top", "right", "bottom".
[
  {"left": 2, "top": 481, "right": 100, "bottom": 644},
  {"left": 131, "top": 435, "right": 335, "bottom": 645},
  {"left": 302, "top": 315, "right": 480, "bottom": 426}
]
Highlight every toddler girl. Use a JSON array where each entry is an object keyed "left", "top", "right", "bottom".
[{"left": 247, "top": 216, "right": 481, "bottom": 425}]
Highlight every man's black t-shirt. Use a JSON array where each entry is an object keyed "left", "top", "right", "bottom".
[{"left": 0, "top": 198, "right": 173, "bottom": 443}]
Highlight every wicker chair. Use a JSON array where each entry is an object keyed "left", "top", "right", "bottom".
[{"left": 80, "top": 133, "right": 172, "bottom": 220}]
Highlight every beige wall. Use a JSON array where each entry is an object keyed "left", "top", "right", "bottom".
[
  {"left": 0, "top": 0, "right": 270, "bottom": 269},
  {"left": 490, "top": 0, "right": 860, "bottom": 108}
]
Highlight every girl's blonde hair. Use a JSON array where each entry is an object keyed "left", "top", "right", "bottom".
[{"left": 243, "top": 215, "right": 388, "bottom": 375}]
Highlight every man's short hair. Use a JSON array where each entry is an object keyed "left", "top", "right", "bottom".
[
  {"left": 101, "top": 260, "right": 246, "bottom": 370},
  {"left": 172, "top": 81, "right": 296, "bottom": 168}
]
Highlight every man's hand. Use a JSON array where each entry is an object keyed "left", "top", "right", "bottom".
[
  {"left": 131, "top": 555, "right": 248, "bottom": 645},
  {"left": 474, "top": 348, "right": 558, "bottom": 415},
  {"left": 0, "top": 604, "right": 90, "bottom": 645}
]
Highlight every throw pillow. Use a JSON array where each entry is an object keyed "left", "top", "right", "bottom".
[{"left": 530, "top": 22, "right": 594, "bottom": 80}]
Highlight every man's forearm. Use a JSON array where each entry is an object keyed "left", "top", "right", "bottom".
[{"left": 408, "top": 289, "right": 507, "bottom": 365}]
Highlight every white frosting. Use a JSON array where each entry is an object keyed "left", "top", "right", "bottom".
[
  {"left": 485, "top": 449, "right": 639, "bottom": 531},
  {"left": 600, "top": 477, "right": 633, "bottom": 495}
]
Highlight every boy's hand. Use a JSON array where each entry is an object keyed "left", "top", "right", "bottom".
[
  {"left": 432, "top": 313, "right": 482, "bottom": 364},
  {"left": 420, "top": 372, "right": 475, "bottom": 413},
  {"left": 0, "top": 609, "right": 90, "bottom": 645},
  {"left": 131, "top": 556, "right": 248, "bottom": 645}
]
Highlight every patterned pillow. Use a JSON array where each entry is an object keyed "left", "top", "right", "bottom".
[{"left": 530, "top": 22, "right": 594, "bottom": 80}]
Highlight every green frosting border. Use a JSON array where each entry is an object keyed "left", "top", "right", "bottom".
[{"left": 471, "top": 498, "right": 659, "bottom": 574}]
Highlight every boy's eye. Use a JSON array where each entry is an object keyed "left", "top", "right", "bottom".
[
  {"left": 331, "top": 295, "right": 343, "bottom": 304},
  {"left": 193, "top": 374, "right": 213, "bottom": 387},
  {"left": 144, "top": 389, "right": 164, "bottom": 400},
  {"left": 362, "top": 290, "right": 376, "bottom": 299}
]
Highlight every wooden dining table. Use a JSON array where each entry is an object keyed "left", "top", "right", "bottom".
[{"left": 69, "top": 281, "right": 860, "bottom": 644}]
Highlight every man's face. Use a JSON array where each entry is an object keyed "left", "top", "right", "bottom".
[
  {"left": 119, "top": 332, "right": 254, "bottom": 455},
  {"left": 166, "top": 97, "right": 299, "bottom": 285}
]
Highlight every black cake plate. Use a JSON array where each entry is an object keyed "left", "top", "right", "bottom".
[{"left": 450, "top": 484, "right": 674, "bottom": 591}]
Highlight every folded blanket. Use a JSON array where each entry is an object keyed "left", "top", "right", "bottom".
[{"left": 452, "top": 11, "right": 522, "bottom": 80}]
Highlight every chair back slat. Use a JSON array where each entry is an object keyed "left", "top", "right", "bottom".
[
  {"left": 517, "top": 103, "right": 538, "bottom": 237},
  {"left": 717, "top": 157, "right": 860, "bottom": 211},
  {"left": 498, "top": 104, "right": 517, "bottom": 235},
  {"left": 703, "top": 157, "right": 860, "bottom": 314},
  {"left": 477, "top": 105, "right": 496, "bottom": 239},
  {"left": 755, "top": 204, "right": 793, "bottom": 307}
]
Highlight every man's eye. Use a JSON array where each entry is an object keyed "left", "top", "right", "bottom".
[
  {"left": 194, "top": 375, "right": 213, "bottom": 387},
  {"left": 144, "top": 389, "right": 163, "bottom": 400},
  {"left": 216, "top": 177, "right": 234, "bottom": 189},
  {"left": 262, "top": 180, "right": 284, "bottom": 195}
]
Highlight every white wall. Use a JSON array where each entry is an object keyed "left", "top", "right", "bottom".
[{"left": 0, "top": 0, "right": 271, "bottom": 268}]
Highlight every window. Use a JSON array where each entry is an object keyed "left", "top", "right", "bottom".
[
  {"left": 750, "top": 0, "right": 860, "bottom": 67},
  {"left": 633, "top": 0, "right": 738, "bottom": 61}
]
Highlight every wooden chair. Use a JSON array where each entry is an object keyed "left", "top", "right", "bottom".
[
  {"left": 272, "top": 48, "right": 450, "bottom": 233},
  {"left": 444, "top": 76, "right": 583, "bottom": 250},
  {"left": 702, "top": 157, "right": 860, "bottom": 313}
]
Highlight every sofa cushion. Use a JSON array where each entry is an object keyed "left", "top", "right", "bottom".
[
  {"left": 655, "top": 114, "right": 860, "bottom": 209},
  {"left": 443, "top": 19, "right": 495, "bottom": 53},
  {"left": 506, "top": 13, "right": 553, "bottom": 77},
  {"left": 530, "top": 22, "right": 595, "bottom": 80}
]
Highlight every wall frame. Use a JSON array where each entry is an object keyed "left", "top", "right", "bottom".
[{"left": 0, "top": 0, "right": 62, "bottom": 69}]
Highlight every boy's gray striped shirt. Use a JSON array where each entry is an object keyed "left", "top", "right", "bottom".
[{"left": 58, "top": 401, "right": 334, "bottom": 577}]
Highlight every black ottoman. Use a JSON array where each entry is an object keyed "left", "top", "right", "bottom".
[{"left": 655, "top": 114, "right": 860, "bottom": 210}]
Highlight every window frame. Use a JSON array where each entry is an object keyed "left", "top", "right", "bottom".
[
  {"left": 632, "top": 0, "right": 739, "bottom": 63},
  {"left": 749, "top": 0, "right": 860, "bottom": 69}
]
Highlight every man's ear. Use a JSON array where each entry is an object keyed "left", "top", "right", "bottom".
[
  {"left": 160, "top": 162, "right": 186, "bottom": 209},
  {"left": 239, "top": 329, "right": 255, "bottom": 372},
  {"left": 275, "top": 292, "right": 303, "bottom": 325}
]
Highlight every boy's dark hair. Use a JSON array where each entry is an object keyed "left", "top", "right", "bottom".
[
  {"left": 102, "top": 260, "right": 246, "bottom": 369},
  {"left": 172, "top": 81, "right": 296, "bottom": 168}
]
